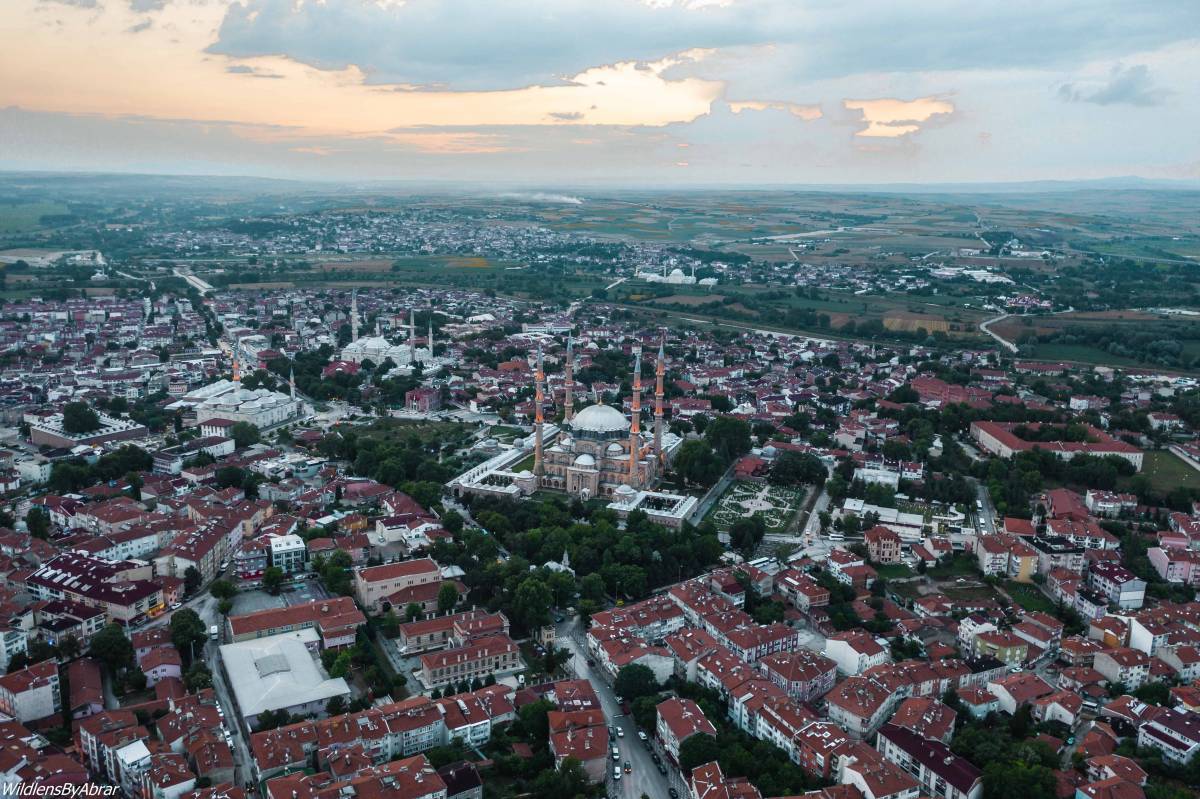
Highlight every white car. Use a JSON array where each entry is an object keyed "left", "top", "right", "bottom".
[
  {"left": 616, "top": 728, "right": 624, "bottom": 738},
  {"left": 613, "top": 768, "right": 622, "bottom": 781},
  {"left": 637, "top": 730, "right": 648, "bottom": 741}
]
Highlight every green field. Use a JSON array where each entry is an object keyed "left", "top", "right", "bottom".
[
  {"left": 1023, "top": 342, "right": 1158, "bottom": 369},
  {"left": 0, "top": 202, "right": 72, "bottom": 233},
  {"left": 1003, "top": 581, "right": 1056, "bottom": 613},
  {"left": 1134, "top": 450, "right": 1200, "bottom": 494},
  {"left": 875, "top": 563, "right": 914, "bottom": 579}
]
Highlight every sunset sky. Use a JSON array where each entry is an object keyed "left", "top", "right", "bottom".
[{"left": 1, "top": 0, "right": 1197, "bottom": 183}]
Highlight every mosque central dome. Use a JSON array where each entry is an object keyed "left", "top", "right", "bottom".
[{"left": 570, "top": 404, "right": 629, "bottom": 438}]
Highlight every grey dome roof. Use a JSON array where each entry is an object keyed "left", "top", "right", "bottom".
[{"left": 571, "top": 404, "right": 628, "bottom": 435}]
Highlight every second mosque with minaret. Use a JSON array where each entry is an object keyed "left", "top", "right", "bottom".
[{"left": 339, "top": 289, "right": 446, "bottom": 371}]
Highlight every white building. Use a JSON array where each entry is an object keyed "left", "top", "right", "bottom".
[{"left": 218, "top": 630, "right": 351, "bottom": 729}]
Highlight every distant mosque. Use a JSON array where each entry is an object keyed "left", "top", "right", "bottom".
[
  {"left": 168, "top": 338, "right": 305, "bottom": 429},
  {"left": 339, "top": 290, "right": 446, "bottom": 370}
]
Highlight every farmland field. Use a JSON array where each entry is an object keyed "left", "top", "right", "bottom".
[{"left": 0, "top": 202, "right": 73, "bottom": 233}]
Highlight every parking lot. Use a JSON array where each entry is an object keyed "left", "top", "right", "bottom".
[{"left": 229, "top": 580, "right": 330, "bottom": 616}]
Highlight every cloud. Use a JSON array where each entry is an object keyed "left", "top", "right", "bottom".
[
  {"left": 1058, "top": 63, "right": 1170, "bottom": 106},
  {"left": 548, "top": 111, "right": 584, "bottom": 121},
  {"left": 728, "top": 100, "right": 821, "bottom": 120},
  {"left": 207, "top": 0, "right": 1200, "bottom": 93},
  {"left": 497, "top": 192, "right": 584, "bottom": 204},
  {"left": 843, "top": 96, "right": 955, "bottom": 137},
  {"left": 129, "top": 0, "right": 166, "bottom": 11},
  {"left": 126, "top": 19, "right": 152, "bottom": 34},
  {"left": 39, "top": 0, "right": 98, "bottom": 7},
  {"left": 209, "top": 0, "right": 763, "bottom": 91}
]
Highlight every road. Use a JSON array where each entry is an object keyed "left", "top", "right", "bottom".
[
  {"left": 973, "top": 479, "right": 998, "bottom": 535},
  {"left": 555, "top": 617, "right": 676, "bottom": 799},
  {"left": 979, "top": 313, "right": 1019, "bottom": 353}
]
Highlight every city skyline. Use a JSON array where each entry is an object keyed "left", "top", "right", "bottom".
[{"left": 1, "top": 0, "right": 1197, "bottom": 183}]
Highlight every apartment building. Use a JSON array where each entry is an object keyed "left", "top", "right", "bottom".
[
  {"left": 0, "top": 660, "right": 61, "bottom": 723},
  {"left": 26, "top": 552, "right": 165, "bottom": 627},
  {"left": 876, "top": 724, "right": 982, "bottom": 799}
]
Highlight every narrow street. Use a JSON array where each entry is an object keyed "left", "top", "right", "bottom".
[{"left": 555, "top": 617, "right": 677, "bottom": 799}]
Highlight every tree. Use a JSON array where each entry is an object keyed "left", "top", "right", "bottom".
[
  {"left": 218, "top": 599, "right": 234, "bottom": 617},
  {"left": 183, "top": 566, "right": 201, "bottom": 596},
  {"left": 328, "top": 651, "right": 353, "bottom": 678},
  {"left": 210, "top": 579, "right": 238, "bottom": 600},
  {"left": 170, "top": 609, "right": 208, "bottom": 665},
  {"left": 262, "top": 566, "right": 284, "bottom": 596},
  {"left": 730, "top": 516, "right": 766, "bottom": 556},
  {"left": 316, "top": 550, "right": 354, "bottom": 596},
  {"left": 673, "top": 439, "right": 725, "bottom": 486},
  {"left": 437, "top": 582, "right": 459, "bottom": 615},
  {"left": 405, "top": 602, "right": 423, "bottom": 622},
  {"left": 184, "top": 662, "right": 213, "bottom": 691},
  {"left": 1133, "top": 681, "right": 1170, "bottom": 706},
  {"left": 770, "top": 451, "right": 827, "bottom": 486},
  {"left": 62, "top": 401, "right": 101, "bottom": 434},
  {"left": 25, "top": 508, "right": 50, "bottom": 540},
  {"left": 705, "top": 415, "right": 752, "bottom": 461},
  {"left": 613, "top": 663, "right": 659, "bottom": 701},
  {"left": 326, "top": 695, "right": 347, "bottom": 716},
  {"left": 517, "top": 698, "right": 554, "bottom": 743},
  {"left": 230, "top": 421, "right": 261, "bottom": 449},
  {"left": 678, "top": 732, "right": 722, "bottom": 773},
  {"left": 441, "top": 509, "right": 464, "bottom": 535},
  {"left": 511, "top": 576, "right": 553, "bottom": 633},
  {"left": 89, "top": 624, "right": 134, "bottom": 674}
]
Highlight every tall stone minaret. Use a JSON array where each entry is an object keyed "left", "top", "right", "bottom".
[
  {"left": 408, "top": 309, "right": 417, "bottom": 363},
  {"left": 628, "top": 345, "right": 642, "bottom": 485},
  {"left": 289, "top": 365, "right": 297, "bottom": 400},
  {"left": 654, "top": 334, "right": 665, "bottom": 463},
  {"left": 564, "top": 335, "right": 575, "bottom": 423},
  {"left": 427, "top": 313, "right": 434, "bottom": 360},
  {"left": 350, "top": 289, "right": 360, "bottom": 342},
  {"left": 534, "top": 345, "right": 545, "bottom": 480},
  {"left": 231, "top": 338, "right": 241, "bottom": 384}
]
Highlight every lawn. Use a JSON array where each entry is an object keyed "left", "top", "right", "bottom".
[
  {"left": 1003, "top": 581, "right": 1056, "bottom": 613},
  {"left": 875, "top": 563, "right": 914, "bottom": 579},
  {"left": 1134, "top": 449, "right": 1200, "bottom": 494},
  {"left": 928, "top": 553, "right": 979, "bottom": 578}
]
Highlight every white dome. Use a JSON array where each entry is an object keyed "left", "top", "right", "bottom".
[
  {"left": 615, "top": 483, "right": 637, "bottom": 497},
  {"left": 669, "top": 268, "right": 685, "bottom": 277},
  {"left": 573, "top": 453, "right": 596, "bottom": 467},
  {"left": 607, "top": 442, "right": 625, "bottom": 456},
  {"left": 571, "top": 404, "right": 629, "bottom": 435}
]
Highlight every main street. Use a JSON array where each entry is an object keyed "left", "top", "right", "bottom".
[{"left": 555, "top": 617, "right": 677, "bottom": 799}]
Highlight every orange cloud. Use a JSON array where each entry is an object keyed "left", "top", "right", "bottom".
[
  {"left": 728, "top": 100, "right": 822, "bottom": 120},
  {"left": 843, "top": 96, "right": 954, "bottom": 137}
]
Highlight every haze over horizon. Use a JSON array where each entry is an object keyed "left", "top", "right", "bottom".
[{"left": 2, "top": 0, "right": 1198, "bottom": 185}]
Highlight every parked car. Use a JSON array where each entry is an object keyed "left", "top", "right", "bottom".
[
  {"left": 616, "top": 728, "right": 624, "bottom": 738},
  {"left": 613, "top": 768, "right": 621, "bottom": 781},
  {"left": 669, "top": 790, "right": 679, "bottom": 799},
  {"left": 637, "top": 730, "right": 648, "bottom": 741},
  {"left": 658, "top": 763, "right": 668, "bottom": 776}
]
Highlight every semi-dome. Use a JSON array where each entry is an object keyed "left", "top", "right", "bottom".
[
  {"left": 606, "top": 442, "right": 625, "bottom": 456},
  {"left": 570, "top": 403, "right": 629, "bottom": 437},
  {"left": 573, "top": 453, "right": 596, "bottom": 467}
]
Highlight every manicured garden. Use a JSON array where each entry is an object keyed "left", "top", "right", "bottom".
[{"left": 707, "top": 480, "right": 806, "bottom": 532}]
